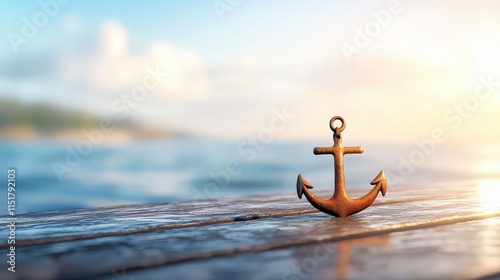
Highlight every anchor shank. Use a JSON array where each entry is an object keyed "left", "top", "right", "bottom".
[{"left": 333, "top": 146, "right": 347, "bottom": 198}]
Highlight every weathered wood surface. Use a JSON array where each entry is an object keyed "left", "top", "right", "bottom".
[{"left": 1, "top": 184, "right": 499, "bottom": 280}]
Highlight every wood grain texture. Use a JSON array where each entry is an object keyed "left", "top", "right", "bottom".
[{"left": 0, "top": 184, "right": 498, "bottom": 280}]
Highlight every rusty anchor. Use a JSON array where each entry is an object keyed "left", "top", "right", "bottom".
[{"left": 297, "top": 116, "right": 387, "bottom": 217}]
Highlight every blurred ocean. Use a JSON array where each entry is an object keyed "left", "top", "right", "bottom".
[{"left": 1, "top": 138, "right": 498, "bottom": 214}]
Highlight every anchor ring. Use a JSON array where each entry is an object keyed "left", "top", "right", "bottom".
[{"left": 329, "top": 116, "right": 345, "bottom": 134}]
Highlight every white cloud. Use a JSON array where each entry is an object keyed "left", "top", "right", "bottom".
[
  {"left": 100, "top": 20, "right": 128, "bottom": 59},
  {"left": 146, "top": 41, "right": 207, "bottom": 99},
  {"left": 59, "top": 20, "right": 207, "bottom": 99},
  {"left": 64, "top": 15, "right": 82, "bottom": 33}
]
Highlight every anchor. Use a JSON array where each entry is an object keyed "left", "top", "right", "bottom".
[{"left": 297, "top": 116, "right": 387, "bottom": 217}]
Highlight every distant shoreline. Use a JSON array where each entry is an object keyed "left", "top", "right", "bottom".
[
  {"left": 0, "top": 125, "right": 184, "bottom": 144},
  {"left": 0, "top": 98, "right": 186, "bottom": 143}
]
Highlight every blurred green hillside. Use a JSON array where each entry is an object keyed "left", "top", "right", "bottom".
[
  {"left": 0, "top": 99, "right": 132, "bottom": 131},
  {"left": 0, "top": 99, "right": 178, "bottom": 140}
]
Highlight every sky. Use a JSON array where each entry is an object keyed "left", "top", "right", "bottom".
[{"left": 1, "top": 0, "right": 500, "bottom": 144}]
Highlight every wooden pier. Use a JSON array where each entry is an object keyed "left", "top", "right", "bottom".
[{"left": 1, "top": 183, "right": 499, "bottom": 279}]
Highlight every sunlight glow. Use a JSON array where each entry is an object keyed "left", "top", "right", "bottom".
[
  {"left": 478, "top": 181, "right": 500, "bottom": 212},
  {"left": 472, "top": 38, "right": 500, "bottom": 74}
]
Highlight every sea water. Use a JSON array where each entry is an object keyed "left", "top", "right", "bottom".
[{"left": 0, "top": 138, "right": 498, "bottom": 213}]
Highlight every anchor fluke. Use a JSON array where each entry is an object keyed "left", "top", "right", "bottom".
[
  {"left": 296, "top": 174, "right": 313, "bottom": 199},
  {"left": 370, "top": 171, "right": 387, "bottom": 196}
]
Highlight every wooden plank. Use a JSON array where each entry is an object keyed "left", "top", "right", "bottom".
[
  {"left": 100, "top": 217, "right": 500, "bottom": 280},
  {"left": 0, "top": 184, "right": 498, "bottom": 279},
  {"left": 1, "top": 186, "right": 464, "bottom": 245}
]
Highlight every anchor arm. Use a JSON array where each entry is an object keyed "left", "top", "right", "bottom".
[
  {"left": 347, "top": 171, "right": 387, "bottom": 215},
  {"left": 297, "top": 174, "right": 342, "bottom": 216}
]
